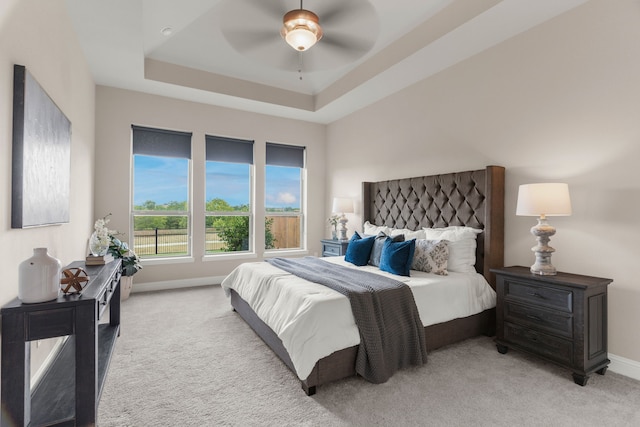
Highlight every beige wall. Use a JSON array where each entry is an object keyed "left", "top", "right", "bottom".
[
  {"left": 326, "top": 0, "right": 640, "bottom": 364},
  {"left": 94, "top": 87, "right": 326, "bottom": 285},
  {"left": 0, "top": 0, "right": 96, "bottom": 376}
]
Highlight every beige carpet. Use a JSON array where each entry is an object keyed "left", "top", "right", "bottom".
[{"left": 98, "top": 285, "right": 640, "bottom": 426}]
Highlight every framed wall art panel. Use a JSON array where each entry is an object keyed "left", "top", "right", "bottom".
[{"left": 12, "top": 64, "right": 71, "bottom": 228}]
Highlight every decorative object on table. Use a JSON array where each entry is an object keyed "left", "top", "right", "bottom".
[
  {"left": 18, "top": 248, "right": 62, "bottom": 303},
  {"left": 11, "top": 65, "right": 71, "bottom": 228},
  {"left": 108, "top": 229, "right": 143, "bottom": 300},
  {"left": 332, "top": 197, "right": 354, "bottom": 241},
  {"left": 85, "top": 253, "right": 114, "bottom": 265},
  {"left": 516, "top": 183, "right": 572, "bottom": 275},
  {"left": 89, "top": 214, "right": 113, "bottom": 256},
  {"left": 327, "top": 215, "right": 339, "bottom": 240},
  {"left": 60, "top": 267, "right": 90, "bottom": 294}
]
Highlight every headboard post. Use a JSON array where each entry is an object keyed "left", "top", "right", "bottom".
[
  {"left": 361, "top": 165, "right": 505, "bottom": 289},
  {"left": 483, "top": 165, "right": 505, "bottom": 288}
]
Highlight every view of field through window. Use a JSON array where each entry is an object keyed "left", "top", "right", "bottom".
[{"left": 132, "top": 155, "right": 303, "bottom": 257}]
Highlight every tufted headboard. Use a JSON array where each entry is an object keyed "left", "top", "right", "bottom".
[{"left": 362, "top": 166, "right": 505, "bottom": 288}]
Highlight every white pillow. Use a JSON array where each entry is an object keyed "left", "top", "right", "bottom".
[
  {"left": 390, "top": 228, "right": 426, "bottom": 240},
  {"left": 363, "top": 221, "right": 391, "bottom": 236},
  {"left": 423, "top": 226, "right": 482, "bottom": 241},
  {"left": 422, "top": 226, "right": 482, "bottom": 273}
]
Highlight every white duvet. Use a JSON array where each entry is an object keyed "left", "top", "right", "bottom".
[{"left": 221, "top": 256, "right": 496, "bottom": 381}]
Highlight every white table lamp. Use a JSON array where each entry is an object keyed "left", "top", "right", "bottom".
[
  {"left": 516, "top": 183, "right": 572, "bottom": 275},
  {"left": 332, "top": 197, "right": 354, "bottom": 241}
]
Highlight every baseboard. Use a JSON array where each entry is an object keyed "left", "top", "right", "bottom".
[
  {"left": 609, "top": 353, "right": 640, "bottom": 381},
  {"left": 132, "top": 276, "right": 226, "bottom": 293}
]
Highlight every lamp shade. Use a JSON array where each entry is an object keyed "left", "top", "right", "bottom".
[
  {"left": 285, "top": 28, "right": 317, "bottom": 51},
  {"left": 332, "top": 197, "right": 354, "bottom": 214},
  {"left": 516, "top": 183, "right": 572, "bottom": 217}
]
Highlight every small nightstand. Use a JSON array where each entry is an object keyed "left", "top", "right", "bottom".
[
  {"left": 321, "top": 239, "right": 349, "bottom": 257},
  {"left": 492, "top": 266, "right": 612, "bottom": 386}
]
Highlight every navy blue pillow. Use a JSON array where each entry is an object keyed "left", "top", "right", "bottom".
[
  {"left": 344, "top": 232, "right": 376, "bottom": 266},
  {"left": 379, "top": 237, "right": 416, "bottom": 276}
]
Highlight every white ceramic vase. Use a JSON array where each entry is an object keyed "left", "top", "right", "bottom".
[
  {"left": 120, "top": 275, "right": 133, "bottom": 301},
  {"left": 18, "top": 248, "right": 62, "bottom": 303}
]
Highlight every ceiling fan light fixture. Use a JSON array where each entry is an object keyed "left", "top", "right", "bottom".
[{"left": 280, "top": 9, "right": 323, "bottom": 51}]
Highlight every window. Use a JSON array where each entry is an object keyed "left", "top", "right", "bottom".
[
  {"left": 265, "top": 143, "right": 305, "bottom": 250},
  {"left": 205, "top": 136, "right": 254, "bottom": 254},
  {"left": 132, "top": 125, "right": 191, "bottom": 258}
]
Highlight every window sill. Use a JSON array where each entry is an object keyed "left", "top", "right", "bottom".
[
  {"left": 263, "top": 249, "right": 309, "bottom": 258},
  {"left": 202, "top": 252, "right": 258, "bottom": 262},
  {"left": 141, "top": 256, "right": 195, "bottom": 266}
]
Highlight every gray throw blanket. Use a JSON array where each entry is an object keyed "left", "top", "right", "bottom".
[{"left": 266, "top": 257, "right": 428, "bottom": 384}]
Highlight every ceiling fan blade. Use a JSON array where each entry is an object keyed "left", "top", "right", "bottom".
[
  {"left": 317, "top": 0, "right": 372, "bottom": 29},
  {"left": 271, "top": 49, "right": 300, "bottom": 71},
  {"left": 321, "top": 33, "right": 373, "bottom": 55},
  {"left": 244, "top": 0, "right": 288, "bottom": 21},
  {"left": 224, "top": 29, "right": 281, "bottom": 53}
]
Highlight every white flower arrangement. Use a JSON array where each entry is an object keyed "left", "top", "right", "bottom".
[
  {"left": 93, "top": 213, "right": 143, "bottom": 276},
  {"left": 93, "top": 215, "right": 114, "bottom": 249}
]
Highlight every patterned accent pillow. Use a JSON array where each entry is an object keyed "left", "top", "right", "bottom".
[{"left": 411, "top": 240, "right": 449, "bottom": 275}]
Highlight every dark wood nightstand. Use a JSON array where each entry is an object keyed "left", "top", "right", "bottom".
[
  {"left": 321, "top": 239, "right": 349, "bottom": 257},
  {"left": 492, "top": 266, "right": 612, "bottom": 386}
]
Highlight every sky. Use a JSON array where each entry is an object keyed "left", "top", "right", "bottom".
[{"left": 134, "top": 155, "right": 300, "bottom": 209}]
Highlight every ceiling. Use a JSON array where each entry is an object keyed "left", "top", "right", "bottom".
[{"left": 64, "top": 0, "right": 588, "bottom": 124}]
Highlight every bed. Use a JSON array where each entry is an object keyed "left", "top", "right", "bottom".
[{"left": 223, "top": 166, "right": 505, "bottom": 395}]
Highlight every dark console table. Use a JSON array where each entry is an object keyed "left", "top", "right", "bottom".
[{"left": 1, "top": 259, "right": 121, "bottom": 427}]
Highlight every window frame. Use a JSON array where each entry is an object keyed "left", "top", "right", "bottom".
[
  {"left": 204, "top": 135, "right": 255, "bottom": 256},
  {"left": 131, "top": 125, "right": 193, "bottom": 260},
  {"left": 264, "top": 142, "right": 306, "bottom": 253}
]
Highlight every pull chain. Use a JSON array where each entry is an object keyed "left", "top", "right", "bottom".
[
  {"left": 296, "top": 0, "right": 304, "bottom": 81},
  {"left": 298, "top": 52, "right": 303, "bottom": 80}
]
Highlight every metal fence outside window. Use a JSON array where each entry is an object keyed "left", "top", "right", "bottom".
[
  {"left": 134, "top": 217, "right": 301, "bottom": 256},
  {"left": 134, "top": 228, "right": 189, "bottom": 256}
]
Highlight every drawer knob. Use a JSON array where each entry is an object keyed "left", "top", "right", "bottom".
[{"left": 527, "top": 291, "right": 545, "bottom": 299}]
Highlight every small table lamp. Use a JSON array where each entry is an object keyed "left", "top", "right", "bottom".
[
  {"left": 516, "top": 183, "right": 572, "bottom": 275},
  {"left": 332, "top": 197, "right": 354, "bottom": 240}
]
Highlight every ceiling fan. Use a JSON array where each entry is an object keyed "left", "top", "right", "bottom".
[
  {"left": 280, "top": 2, "right": 323, "bottom": 52},
  {"left": 220, "top": 0, "right": 379, "bottom": 72}
]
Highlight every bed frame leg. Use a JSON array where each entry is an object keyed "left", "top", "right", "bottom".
[{"left": 301, "top": 383, "right": 316, "bottom": 396}]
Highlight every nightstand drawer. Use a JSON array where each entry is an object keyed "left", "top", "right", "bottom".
[
  {"left": 504, "top": 322, "right": 573, "bottom": 365},
  {"left": 504, "top": 302, "right": 573, "bottom": 338},
  {"left": 505, "top": 280, "right": 572, "bottom": 312},
  {"left": 323, "top": 244, "right": 342, "bottom": 256},
  {"left": 321, "top": 239, "right": 349, "bottom": 257}
]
